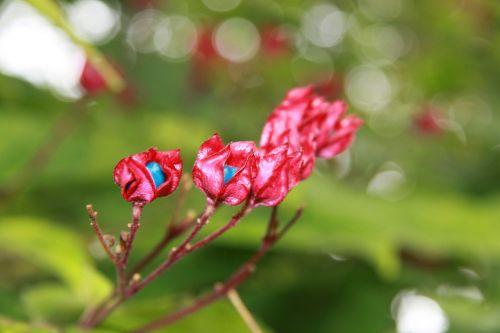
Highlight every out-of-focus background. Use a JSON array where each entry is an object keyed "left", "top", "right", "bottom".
[{"left": 1, "top": 0, "right": 500, "bottom": 332}]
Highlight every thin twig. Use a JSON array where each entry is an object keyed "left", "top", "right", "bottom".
[
  {"left": 127, "top": 203, "right": 216, "bottom": 296},
  {"left": 131, "top": 205, "right": 303, "bottom": 333},
  {"left": 121, "top": 203, "right": 144, "bottom": 267},
  {"left": 187, "top": 200, "right": 253, "bottom": 254},
  {"left": 266, "top": 206, "right": 279, "bottom": 238},
  {"left": 277, "top": 206, "right": 304, "bottom": 239},
  {"left": 86, "top": 204, "right": 116, "bottom": 264},
  {"left": 128, "top": 214, "right": 196, "bottom": 277},
  {"left": 116, "top": 203, "right": 143, "bottom": 294},
  {"left": 132, "top": 242, "right": 270, "bottom": 333},
  {"left": 128, "top": 175, "right": 194, "bottom": 276},
  {"left": 227, "top": 289, "right": 263, "bottom": 333},
  {"left": 81, "top": 203, "right": 144, "bottom": 328}
]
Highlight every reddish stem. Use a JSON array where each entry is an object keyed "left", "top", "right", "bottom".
[
  {"left": 127, "top": 203, "right": 216, "bottom": 296},
  {"left": 187, "top": 200, "right": 252, "bottom": 253},
  {"left": 132, "top": 206, "right": 303, "bottom": 333},
  {"left": 133, "top": 243, "right": 271, "bottom": 333},
  {"left": 121, "top": 203, "right": 144, "bottom": 267},
  {"left": 86, "top": 204, "right": 117, "bottom": 264},
  {"left": 129, "top": 176, "right": 194, "bottom": 276},
  {"left": 128, "top": 216, "right": 196, "bottom": 277},
  {"left": 80, "top": 203, "right": 144, "bottom": 328},
  {"left": 116, "top": 203, "right": 143, "bottom": 294}
]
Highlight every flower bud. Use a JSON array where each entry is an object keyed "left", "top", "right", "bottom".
[
  {"left": 250, "top": 145, "right": 301, "bottom": 207},
  {"left": 192, "top": 133, "right": 255, "bottom": 206},
  {"left": 114, "top": 148, "right": 182, "bottom": 203}
]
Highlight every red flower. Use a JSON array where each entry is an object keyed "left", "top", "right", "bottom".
[
  {"left": 260, "top": 86, "right": 362, "bottom": 179},
  {"left": 250, "top": 145, "right": 301, "bottom": 207},
  {"left": 192, "top": 134, "right": 255, "bottom": 206},
  {"left": 414, "top": 106, "right": 443, "bottom": 136},
  {"left": 314, "top": 101, "right": 363, "bottom": 159},
  {"left": 260, "top": 25, "right": 291, "bottom": 57},
  {"left": 193, "top": 27, "right": 218, "bottom": 64},
  {"left": 114, "top": 148, "right": 182, "bottom": 203},
  {"left": 80, "top": 60, "right": 107, "bottom": 94}
]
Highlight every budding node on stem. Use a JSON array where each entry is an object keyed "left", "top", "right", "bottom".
[{"left": 103, "top": 235, "right": 115, "bottom": 246}]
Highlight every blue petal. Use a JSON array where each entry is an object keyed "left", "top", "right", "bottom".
[
  {"left": 223, "top": 165, "right": 239, "bottom": 185},
  {"left": 146, "top": 162, "right": 166, "bottom": 188}
]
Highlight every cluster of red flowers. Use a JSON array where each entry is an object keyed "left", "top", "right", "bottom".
[{"left": 114, "top": 86, "right": 363, "bottom": 207}]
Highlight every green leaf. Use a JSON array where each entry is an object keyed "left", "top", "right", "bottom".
[
  {"left": 21, "top": 283, "right": 82, "bottom": 325},
  {"left": 0, "top": 217, "right": 112, "bottom": 306},
  {"left": 0, "top": 316, "right": 58, "bottom": 333},
  {"left": 94, "top": 296, "right": 271, "bottom": 333}
]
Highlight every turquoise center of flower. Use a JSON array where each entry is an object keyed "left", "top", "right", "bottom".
[
  {"left": 146, "top": 162, "right": 166, "bottom": 188},
  {"left": 223, "top": 165, "right": 238, "bottom": 185}
]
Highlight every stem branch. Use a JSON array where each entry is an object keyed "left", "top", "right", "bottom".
[{"left": 131, "top": 206, "right": 302, "bottom": 333}]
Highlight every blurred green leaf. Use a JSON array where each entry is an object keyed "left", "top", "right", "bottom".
[
  {"left": 98, "top": 296, "right": 271, "bottom": 333},
  {"left": 0, "top": 316, "right": 57, "bottom": 333},
  {"left": 0, "top": 217, "right": 112, "bottom": 306},
  {"left": 214, "top": 177, "right": 500, "bottom": 279},
  {"left": 21, "top": 283, "right": 81, "bottom": 325},
  {"left": 439, "top": 296, "right": 500, "bottom": 333}
]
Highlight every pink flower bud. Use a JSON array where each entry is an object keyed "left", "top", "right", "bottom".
[
  {"left": 250, "top": 145, "right": 301, "bottom": 207},
  {"left": 260, "top": 86, "right": 362, "bottom": 180},
  {"left": 192, "top": 133, "right": 255, "bottom": 206},
  {"left": 114, "top": 148, "right": 182, "bottom": 203}
]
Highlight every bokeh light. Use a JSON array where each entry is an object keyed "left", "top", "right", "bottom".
[
  {"left": 201, "top": 0, "right": 241, "bottom": 12},
  {"left": 393, "top": 291, "right": 449, "bottom": 333},
  {"left": 154, "top": 15, "right": 197, "bottom": 60},
  {"left": 126, "top": 9, "right": 163, "bottom": 54},
  {"left": 214, "top": 17, "right": 260, "bottom": 63},
  {"left": 301, "top": 4, "right": 346, "bottom": 48},
  {"left": 346, "top": 65, "right": 393, "bottom": 113},
  {"left": 66, "top": 0, "right": 120, "bottom": 44}
]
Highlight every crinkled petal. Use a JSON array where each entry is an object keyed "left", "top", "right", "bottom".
[
  {"left": 221, "top": 156, "right": 253, "bottom": 205},
  {"left": 192, "top": 146, "right": 230, "bottom": 202},
  {"left": 226, "top": 141, "right": 256, "bottom": 167},
  {"left": 317, "top": 115, "right": 363, "bottom": 159},
  {"left": 155, "top": 149, "right": 183, "bottom": 197},
  {"left": 252, "top": 146, "right": 292, "bottom": 206},
  {"left": 113, "top": 148, "right": 183, "bottom": 203},
  {"left": 197, "top": 133, "right": 225, "bottom": 160},
  {"left": 114, "top": 157, "right": 156, "bottom": 203}
]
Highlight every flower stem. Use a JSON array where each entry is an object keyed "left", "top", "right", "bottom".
[
  {"left": 86, "top": 204, "right": 116, "bottom": 264},
  {"left": 131, "top": 206, "right": 302, "bottom": 333},
  {"left": 128, "top": 176, "right": 193, "bottom": 276},
  {"left": 121, "top": 203, "right": 144, "bottom": 268},
  {"left": 117, "top": 203, "right": 143, "bottom": 294},
  {"left": 128, "top": 215, "right": 196, "bottom": 278},
  {"left": 80, "top": 203, "right": 144, "bottom": 328},
  {"left": 133, "top": 243, "right": 271, "bottom": 333},
  {"left": 187, "top": 200, "right": 253, "bottom": 254},
  {"left": 127, "top": 203, "right": 216, "bottom": 296}
]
